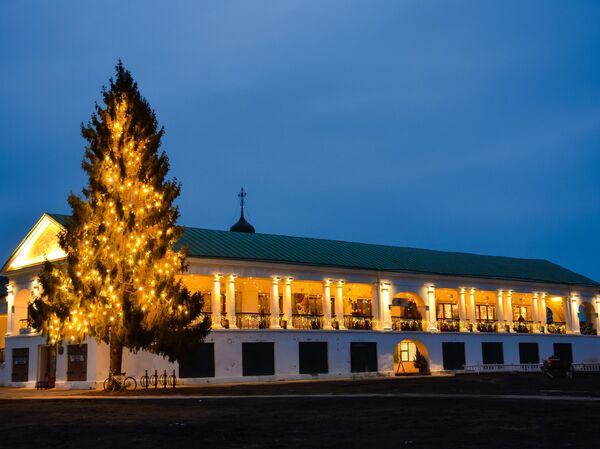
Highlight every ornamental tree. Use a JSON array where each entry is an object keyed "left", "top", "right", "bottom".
[{"left": 29, "top": 62, "right": 209, "bottom": 374}]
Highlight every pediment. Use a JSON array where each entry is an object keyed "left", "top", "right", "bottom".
[{"left": 3, "top": 214, "right": 66, "bottom": 272}]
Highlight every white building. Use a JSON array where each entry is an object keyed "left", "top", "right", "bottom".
[{"left": 1, "top": 211, "right": 599, "bottom": 388}]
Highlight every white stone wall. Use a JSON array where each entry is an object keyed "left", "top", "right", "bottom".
[
  {"left": 2, "top": 328, "right": 600, "bottom": 388},
  {"left": 2, "top": 255, "right": 600, "bottom": 388}
]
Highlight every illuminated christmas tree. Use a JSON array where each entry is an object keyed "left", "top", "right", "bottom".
[{"left": 29, "top": 61, "right": 209, "bottom": 373}]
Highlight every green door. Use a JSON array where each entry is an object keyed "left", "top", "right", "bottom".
[
  {"left": 350, "top": 342, "right": 377, "bottom": 373},
  {"left": 179, "top": 343, "right": 215, "bottom": 378},
  {"left": 442, "top": 342, "right": 466, "bottom": 370}
]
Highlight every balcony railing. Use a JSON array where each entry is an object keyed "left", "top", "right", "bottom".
[
  {"left": 134, "top": 309, "right": 600, "bottom": 336},
  {"left": 292, "top": 314, "right": 324, "bottom": 330},
  {"left": 192, "top": 312, "right": 232, "bottom": 329},
  {"left": 579, "top": 322, "right": 597, "bottom": 335},
  {"left": 546, "top": 322, "right": 566, "bottom": 334},
  {"left": 344, "top": 315, "right": 373, "bottom": 330},
  {"left": 437, "top": 318, "right": 460, "bottom": 332},
  {"left": 512, "top": 321, "right": 533, "bottom": 333},
  {"left": 391, "top": 317, "right": 423, "bottom": 331},
  {"left": 235, "top": 312, "right": 271, "bottom": 329},
  {"left": 19, "top": 319, "right": 34, "bottom": 335},
  {"left": 476, "top": 320, "right": 498, "bottom": 333}
]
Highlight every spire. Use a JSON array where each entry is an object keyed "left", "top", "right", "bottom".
[
  {"left": 229, "top": 187, "right": 256, "bottom": 233},
  {"left": 238, "top": 187, "right": 247, "bottom": 211}
]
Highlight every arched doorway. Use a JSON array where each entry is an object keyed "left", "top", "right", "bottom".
[
  {"left": 391, "top": 292, "right": 425, "bottom": 331},
  {"left": 394, "top": 339, "right": 429, "bottom": 375},
  {"left": 546, "top": 297, "right": 567, "bottom": 334},
  {"left": 578, "top": 302, "right": 597, "bottom": 335}
]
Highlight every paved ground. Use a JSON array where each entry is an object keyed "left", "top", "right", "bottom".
[
  {"left": 1, "top": 374, "right": 599, "bottom": 448},
  {"left": 2, "top": 371, "right": 598, "bottom": 398}
]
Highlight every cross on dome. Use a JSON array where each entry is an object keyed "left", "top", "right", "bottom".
[{"left": 229, "top": 187, "right": 255, "bottom": 233}]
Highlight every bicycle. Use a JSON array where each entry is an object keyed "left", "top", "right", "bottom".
[{"left": 103, "top": 371, "right": 137, "bottom": 392}]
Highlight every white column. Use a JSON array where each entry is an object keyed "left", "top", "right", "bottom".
[
  {"left": 532, "top": 292, "right": 540, "bottom": 333},
  {"left": 426, "top": 285, "right": 437, "bottom": 332},
  {"left": 565, "top": 295, "right": 572, "bottom": 333},
  {"left": 6, "top": 283, "right": 14, "bottom": 335},
  {"left": 270, "top": 277, "right": 281, "bottom": 329},
  {"left": 468, "top": 288, "right": 477, "bottom": 332},
  {"left": 371, "top": 282, "right": 381, "bottom": 330},
  {"left": 458, "top": 287, "right": 467, "bottom": 331},
  {"left": 595, "top": 296, "right": 600, "bottom": 334},
  {"left": 226, "top": 275, "right": 237, "bottom": 329},
  {"left": 505, "top": 290, "right": 513, "bottom": 330},
  {"left": 283, "top": 277, "right": 293, "bottom": 328},
  {"left": 496, "top": 289, "right": 505, "bottom": 332},
  {"left": 211, "top": 274, "right": 222, "bottom": 329},
  {"left": 380, "top": 282, "right": 391, "bottom": 330},
  {"left": 569, "top": 294, "right": 580, "bottom": 334},
  {"left": 323, "top": 280, "right": 333, "bottom": 329},
  {"left": 336, "top": 280, "right": 345, "bottom": 329},
  {"left": 539, "top": 293, "right": 548, "bottom": 328}
]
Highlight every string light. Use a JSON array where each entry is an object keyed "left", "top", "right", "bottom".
[{"left": 34, "top": 89, "right": 201, "bottom": 351}]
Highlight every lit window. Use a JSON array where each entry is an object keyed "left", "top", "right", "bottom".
[
  {"left": 437, "top": 303, "right": 458, "bottom": 319},
  {"left": 513, "top": 306, "right": 528, "bottom": 321},
  {"left": 476, "top": 305, "right": 496, "bottom": 321},
  {"left": 400, "top": 341, "right": 417, "bottom": 362}
]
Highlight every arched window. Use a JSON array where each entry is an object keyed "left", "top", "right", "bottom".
[
  {"left": 578, "top": 303, "right": 594, "bottom": 323},
  {"left": 546, "top": 307, "right": 554, "bottom": 324},
  {"left": 578, "top": 302, "right": 596, "bottom": 335}
]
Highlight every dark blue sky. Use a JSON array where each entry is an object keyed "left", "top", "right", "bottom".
[{"left": 1, "top": 1, "right": 599, "bottom": 281}]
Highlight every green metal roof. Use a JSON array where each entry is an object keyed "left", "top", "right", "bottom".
[
  {"left": 49, "top": 213, "right": 71, "bottom": 227},
  {"left": 48, "top": 213, "right": 599, "bottom": 287}
]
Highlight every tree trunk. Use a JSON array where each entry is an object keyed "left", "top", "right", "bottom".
[{"left": 109, "top": 339, "right": 123, "bottom": 375}]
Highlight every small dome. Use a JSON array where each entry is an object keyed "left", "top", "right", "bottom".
[
  {"left": 230, "top": 187, "right": 255, "bottom": 233},
  {"left": 230, "top": 209, "right": 255, "bottom": 233}
]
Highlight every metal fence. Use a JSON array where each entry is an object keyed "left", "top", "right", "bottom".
[
  {"left": 464, "top": 362, "right": 600, "bottom": 374},
  {"left": 463, "top": 363, "right": 542, "bottom": 373}
]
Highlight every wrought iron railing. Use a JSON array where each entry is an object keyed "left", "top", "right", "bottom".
[
  {"left": 476, "top": 320, "right": 498, "bottom": 333},
  {"left": 546, "top": 322, "right": 566, "bottom": 334},
  {"left": 437, "top": 318, "right": 460, "bottom": 332},
  {"left": 292, "top": 314, "right": 324, "bottom": 330},
  {"left": 235, "top": 312, "right": 271, "bottom": 329},
  {"left": 219, "top": 312, "right": 229, "bottom": 329},
  {"left": 391, "top": 317, "right": 423, "bottom": 331},
  {"left": 579, "top": 322, "right": 597, "bottom": 335},
  {"left": 19, "top": 319, "right": 34, "bottom": 335},
  {"left": 512, "top": 321, "right": 533, "bottom": 333},
  {"left": 344, "top": 315, "right": 373, "bottom": 330}
]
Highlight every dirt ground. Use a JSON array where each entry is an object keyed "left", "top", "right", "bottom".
[
  {"left": 118, "top": 372, "right": 600, "bottom": 396},
  {"left": 1, "top": 374, "right": 599, "bottom": 449}
]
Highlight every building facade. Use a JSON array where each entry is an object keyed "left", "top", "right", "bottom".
[{"left": 1, "top": 213, "right": 599, "bottom": 388}]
